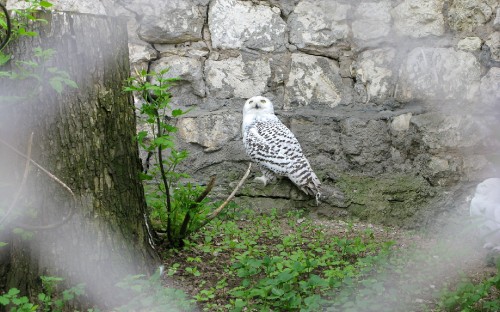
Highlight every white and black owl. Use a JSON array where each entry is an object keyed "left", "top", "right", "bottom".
[{"left": 242, "top": 96, "right": 321, "bottom": 204}]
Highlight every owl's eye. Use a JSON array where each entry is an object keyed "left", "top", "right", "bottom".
[{"left": 260, "top": 99, "right": 266, "bottom": 104}]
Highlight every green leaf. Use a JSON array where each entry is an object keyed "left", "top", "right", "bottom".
[
  {"left": 153, "top": 136, "right": 174, "bottom": 149},
  {"left": 136, "top": 130, "right": 148, "bottom": 142},
  {"left": 172, "top": 109, "right": 184, "bottom": 117},
  {"left": 276, "top": 270, "right": 294, "bottom": 283},
  {"left": 38, "top": 293, "right": 47, "bottom": 301},
  {"left": 12, "top": 296, "right": 29, "bottom": 305},
  {"left": 63, "top": 78, "right": 78, "bottom": 89},
  {"left": 271, "top": 287, "right": 284, "bottom": 297},
  {"left": 0, "top": 296, "right": 9, "bottom": 305},
  {"left": 0, "top": 53, "right": 11, "bottom": 66},
  {"left": 49, "top": 78, "right": 63, "bottom": 93},
  {"left": 39, "top": 1, "right": 54, "bottom": 8},
  {"left": 8, "top": 288, "right": 20, "bottom": 296},
  {"left": 162, "top": 124, "right": 178, "bottom": 133},
  {"left": 234, "top": 298, "right": 246, "bottom": 310},
  {"left": 0, "top": 242, "right": 7, "bottom": 248}
]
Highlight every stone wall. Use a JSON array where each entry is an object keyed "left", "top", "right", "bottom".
[{"left": 8, "top": 0, "right": 500, "bottom": 227}]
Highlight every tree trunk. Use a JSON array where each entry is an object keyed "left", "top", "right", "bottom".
[{"left": 0, "top": 12, "right": 158, "bottom": 308}]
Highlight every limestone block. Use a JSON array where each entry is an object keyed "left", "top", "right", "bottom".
[
  {"left": 340, "top": 119, "right": 391, "bottom": 171},
  {"left": 208, "top": 0, "right": 287, "bottom": 52},
  {"left": 150, "top": 56, "right": 206, "bottom": 97},
  {"left": 457, "top": 37, "right": 483, "bottom": 51},
  {"left": 396, "top": 48, "right": 481, "bottom": 103},
  {"left": 288, "top": 0, "right": 350, "bottom": 48},
  {"left": 284, "top": 53, "right": 344, "bottom": 109},
  {"left": 353, "top": 48, "right": 396, "bottom": 103},
  {"left": 391, "top": 113, "right": 413, "bottom": 132},
  {"left": 290, "top": 118, "right": 341, "bottom": 155},
  {"left": 448, "top": 0, "right": 496, "bottom": 32},
  {"left": 485, "top": 32, "right": 500, "bottom": 62},
  {"left": 268, "top": 0, "right": 301, "bottom": 16},
  {"left": 480, "top": 67, "right": 500, "bottom": 108},
  {"left": 391, "top": 0, "right": 445, "bottom": 38},
  {"left": 176, "top": 112, "right": 241, "bottom": 152},
  {"left": 7, "top": 0, "right": 106, "bottom": 14},
  {"left": 136, "top": 0, "right": 205, "bottom": 44},
  {"left": 205, "top": 55, "right": 271, "bottom": 99},
  {"left": 411, "top": 114, "right": 483, "bottom": 149},
  {"left": 128, "top": 43, "right": 157, "bottom": 64},
  {"left": 352, "top": 1, "right": 392, "bottom": 41},
  {"left": 428, "top": 156, "right": 450, "bottom": 175}
]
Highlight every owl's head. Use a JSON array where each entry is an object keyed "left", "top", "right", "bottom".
[{"left": 243, "top": 96, "right": 275, "bottom": 116}]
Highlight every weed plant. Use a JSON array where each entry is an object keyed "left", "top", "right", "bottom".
[
  {"left": 436, "top": 261, "right": 500, "bottom": 312},
  {"left": 164, "top": 208, "right": 396, "bottom": 311},
  {"left": 124, "top": 69, "right": 218, "bottom": 248}
]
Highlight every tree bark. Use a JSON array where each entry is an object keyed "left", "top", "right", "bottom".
[{"left": 0, "top": 12, "right": 158, "bottom": 308}]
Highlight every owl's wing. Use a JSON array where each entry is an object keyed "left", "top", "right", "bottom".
[{"left": 244, "top": 120, "right": 303, "bottom": 175}]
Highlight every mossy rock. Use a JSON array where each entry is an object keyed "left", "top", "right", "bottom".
[{"left": 336, "top": 173, "right": 439, "bottom": 228}]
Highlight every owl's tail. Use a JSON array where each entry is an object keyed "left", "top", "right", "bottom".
[{"left": 299, "top": 173, "right": 322, "bottom": 206}]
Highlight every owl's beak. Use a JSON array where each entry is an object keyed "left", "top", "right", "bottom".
[{"left": 255, "top": 103, "right": 260, "bottom": 109}]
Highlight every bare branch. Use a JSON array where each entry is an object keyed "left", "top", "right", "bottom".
[
  {"left": 194, "top": 175, "right": 217, "bottom": 204},
  {"left": 0, "top": 137, "right": 74, "bottom": 197},
  {"left": 206, "top": 162, "right": 252, "bottom": 221}
]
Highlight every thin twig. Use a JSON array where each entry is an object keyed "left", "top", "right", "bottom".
[
  {"left": 206, "top": 162, "right": 252, "bottom": 221},
  {"left": 0, "top": 133, "right": 33, "bottom": 226},
  {"left": 0, "top": 137, "right": 74, "bottom": 197},
  {"left": 0, "top": 135, "right": 76, "bottom": 230}
]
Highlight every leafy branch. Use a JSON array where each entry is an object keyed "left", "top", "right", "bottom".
[{"left": 0, "top": 0, "right": 77, "bottom": 101}]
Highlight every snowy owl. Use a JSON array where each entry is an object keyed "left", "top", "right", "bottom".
[
  {"left": 242, "top": 96, "right": 321, "bottom": 204},
  {"left": 470, "top": 178, "right": 500, "bottom": 250}
]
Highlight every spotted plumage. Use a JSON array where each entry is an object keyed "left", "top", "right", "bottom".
[{"left": 242, "top": 96, "right": 321, "bottom": 204}]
